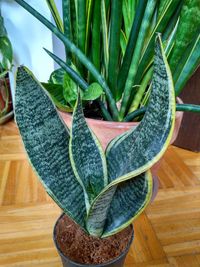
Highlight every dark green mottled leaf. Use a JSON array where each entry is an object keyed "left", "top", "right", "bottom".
[
  {"left": 69, "top": 94, "right": 107, "bottom": 206},
  {"left": 86, "top": 171, "right": 152, "bottom": 237},
  {"left": 107, "top": 35, "right": 175, "bottom": 183},
  {"left": 85, "top": 36, "right": 175, "bottom": 237},
  {"left": 15, "top": 66, "right": 86, "bottom": 228},
  {"left": 102, "top": 171, "right": 152, "bottom": 237}
]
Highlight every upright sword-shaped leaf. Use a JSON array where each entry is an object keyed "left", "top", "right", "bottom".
[
  {"left": 15, "top": 67, "right": 87, "bottom": 229},
  {"left": 69, "top": 94, "right": 108, "bottom": 208}
]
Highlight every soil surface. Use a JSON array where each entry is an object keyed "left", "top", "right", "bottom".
[{"left": 55, "top": 215, "right": 133, "bottom": 265}]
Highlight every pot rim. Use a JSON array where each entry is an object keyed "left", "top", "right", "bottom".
[
  {"left": 59, "top": 97, "right": 183, "bottom": 128},
  {"left": 53, "top": 213, "right": 134, "bottom": 267}
]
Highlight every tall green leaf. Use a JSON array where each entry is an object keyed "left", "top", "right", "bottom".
[
  {"left": 119, "top": 0, "right": 157, "bottom": 118},
  {"left": 91, "top": 0, "right": 101, "bottom": 71},
  {"left": 15, "top": 67, "right": 87, "bottom": 228},
  {"left": 122, "top": 0, "right": 137, "bottom": 38},
  {"left": 85, "top": 0, "right": 94, "bottom": 55},
  {"left": 174, "top": 35, "right": 200, "bottom": 95},
  {"left": 134, "top": 0, "right": 181, "bottom": 85},
  {"left": 76, "top": 0, "right": 86, "bottom": 54},
  {"left": 101, "top": 0, "right": 109, "bottom": 78},
  {"left": 107, "top": 0, "right": 123, "bottom": 98},
  {"left": 117, "top": 0, "right": 147, "bottom": 100},
  {"left": 69, "top": 94, "right": 108, "bottom": 206},
  {"left": 46, "top": 0, "right": 63, "bottom": 32},
  {"left": 76, "top": 0, "right": 86, "bottom": 74},
  {"left": 62, "top": 0, "right": 72, "bottom": 62},
  {"left": 169, "top": 0, "right": 200, "bottom": 73}
]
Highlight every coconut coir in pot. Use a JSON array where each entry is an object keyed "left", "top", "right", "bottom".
[{"left": 55, "top": 215, "right": 133, "bottom": 265}]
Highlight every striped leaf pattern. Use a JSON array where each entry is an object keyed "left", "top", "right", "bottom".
[
  {"left": 70, "top": 93, "right": 107, "bottom": 205},
  {"left": 15, "top": 67, "right": 86, "bottom": 228},
  {"left": 15, "top": 37, "right": 175, "bottom": 238},
  {"left": 103, "top": 171, "right": 152, "bottom": 237},
  {"left": 86, "top": 36, "right": 175, "bottom": 237},
  {"left": 86, "top": 171, "right": 152, "bottom": 237},
  {"left": 106, "top": 36, "right": 176, "bottom": 183}
]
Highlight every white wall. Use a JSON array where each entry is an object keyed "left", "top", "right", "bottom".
[{"left": 1, "top": 0, "right": 55, "bottom": 99}]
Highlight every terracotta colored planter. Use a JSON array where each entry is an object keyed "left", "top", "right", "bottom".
[
  {"left": 59, "top": 109, "right": 183, "bottom": 150},
  {"left": 0, "top": 77, "right": 13, "bottom": 125},
  {"left": 59, "top": 99, "right": 183, "bottom": 200}
]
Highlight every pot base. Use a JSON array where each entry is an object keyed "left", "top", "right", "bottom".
[{"left": 54, "top": 214, "right": 134, "bottom": 267}]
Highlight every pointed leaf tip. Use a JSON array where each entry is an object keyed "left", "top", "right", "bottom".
[{"left": 15, "top": 66, "right": 87, "bottom": 228}]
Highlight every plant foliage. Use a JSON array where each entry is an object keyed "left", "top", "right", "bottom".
[
  {"left": 13, "top": 0, "right": 200, "bottom": 121},
  {"left": 15, "top": 37, "right": 175, "bottom": 237}
]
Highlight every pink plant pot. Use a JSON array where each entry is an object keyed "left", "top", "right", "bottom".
[{"left": 59, "top": 98, "right": 183, "bottom": 200}]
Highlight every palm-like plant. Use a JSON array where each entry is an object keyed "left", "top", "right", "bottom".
[
  {"left": 15, "top": 37, "right": 175, "bottom": 237},
  {"left": 14, "top": 0, "right": 200, "bottom": 121}
]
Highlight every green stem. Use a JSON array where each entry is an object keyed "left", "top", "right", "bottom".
[
  {"left": 124, "top": 104, "right": 200, "bottom": 122},
  {"left": 14, "top": 0, "right": 119, "bottom": 120}
]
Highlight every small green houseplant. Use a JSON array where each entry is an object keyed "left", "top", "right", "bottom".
[
  {"left": 13, "top": 0, "right": 200, "bottom": 121},
  {"left": 15, "top": 37, "right": 175, "bottom": 266},
  {"left": 0, "top": 12, "right": 13, "bottom": 124}
]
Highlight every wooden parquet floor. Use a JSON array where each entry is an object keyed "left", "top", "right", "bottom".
[{"left": 1, "top": 121, "right": 200, "bottom": 267}]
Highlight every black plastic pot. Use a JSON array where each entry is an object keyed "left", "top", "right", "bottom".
[{"left": 53, "top": 214, "right": 134, "bottom": 267}]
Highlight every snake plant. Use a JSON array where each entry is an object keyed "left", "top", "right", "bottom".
[
  {"left": 13, "top": 0, "right": 200, "bottom": 121},
  {"left": 15, "top": 37, "right": 175, "bottom": 237}
]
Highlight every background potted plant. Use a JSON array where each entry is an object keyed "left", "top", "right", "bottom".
[
  {"left": 0, "top": 11, "right": 13, "bottom": 124},
  {"left": 15, "top": 36, "right": 175, "bottom": 267},
  {"left": 13, "top": 0, "right": 200, "bottom": 124}
]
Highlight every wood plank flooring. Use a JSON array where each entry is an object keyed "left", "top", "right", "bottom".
[{"left": 0, "top": 121, "right": 200, "bottom": 267}]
